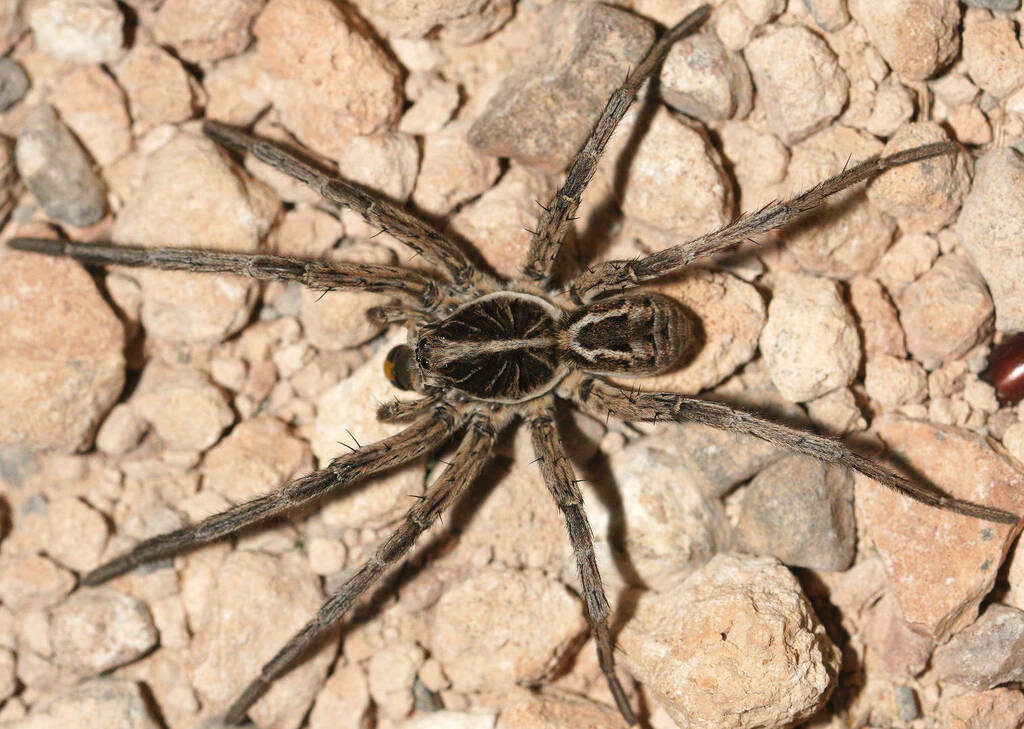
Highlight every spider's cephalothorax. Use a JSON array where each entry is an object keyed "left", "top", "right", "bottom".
[
  {"left": 387, "top": 291, "right": 691, "bottom": 403},
  {"left": 7, "top": 4, "right": 1018, "bottom": 727}
]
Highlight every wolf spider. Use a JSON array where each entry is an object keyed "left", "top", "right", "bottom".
[{"left": 8, "top": 4, "right": 1019, "bottom": 725}]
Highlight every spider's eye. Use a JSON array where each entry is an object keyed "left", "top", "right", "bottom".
[{"left": 384, "top": 345, "right": 418, "bottom": 391}]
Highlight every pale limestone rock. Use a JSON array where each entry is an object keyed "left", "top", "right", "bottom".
[
  {"left": 867, "top": 123, "right": 969, "bottom": 234},
  {"left": 130, "top": 363, "right": 234, "bottom": 452},
  {"left": 43, "top": 495, "right": 107, "bottom": 572},
  {"left": 368, "top": 642, "right": 426, "bottom": 720},
  {"left": 0, "top": 249, "right": 124, "bottom": 452},
  {"left": 201, "top": 415, "right": 311, "bottom": 504},
  {"left": 0, "top": 647, "right": 14, "bottom": 702},
  {"left": 95, "top": 403, "right": 147, "bottom": 455},
  {"left": 184, "top": 550, "right": 333, "bottom": 727},
  {"left": 760, "top": 272, "right": 861, "bottom": 402},
  {"left": 468, "top": 2, "right": 653, "bottom": 172},
  {"left": 949, "top": 103, "right": 993, "bottom": 145},
  {"left": 112, "top": 132, "right": 279, "bottom": 343},
  {"left": 596, "top": 439, "right": 729, "bottom": 587},
  {"left": 802, "top": 0, "right": 850, "bottom": 32},
  {"left": 961, "top": 9, "right": 1024, "bottom": 99},
  {"left": 203, "top": 52, "right": 272, "bottom": 127},
  {"left": 865, "top": 355, "right": 928, "bottom": 407},
  {"left": 860, "top": 590, "right": 935, "bottom": 676},
  {"left": 270, "top": 204, "right": 344, "bottom": 259},
  {"left": 0, "top": 678, "right": 160, "bottom": 729},
  {"left": 806, "top": 387, "right": 866, "bottom": 434},
  {"left": 737, "top": 0, "right": 785, "bottom": 24},
  {"left": 897, "top": 253, "right": 993, "bottom": 369},
  {"left": 610, "top": 107, "right": 732, "bottom": 249},
  {"left": 254, "top": 0, "right": 402, "bottom": 160},
  {"left": 718, "top": 121, "right": 789, "bottom": 207},
  {"left": 744, "top": 25, "right": 849, "bottom": 144},
  {"left": 27, "top": 0, "right": 124, "bottom": 65},
  {"left": 306, "top": 537, "right": 346, "bottom": 575},
  {"left": 865, "top": 79, "right": 916, "bottom": 138},
  {"left": 432, "top": 567, "right": 585, "bottom": 694},
  {"left": 0, "top": 554, "right": 74, "bottom": 611},
  {"left": 338, "top": 133, "right": 419, "bottom": 203},
  {"left": 309, "top": 660, "right": 370, "bottom": 729},
  {"left": 449, "top": 164, "right": 555, "bottom": 280},
  {"left": 153, "top": 0, "right": 264, "bottom": 63},
  {"left": 399, "top": 73, "right": 460, "bottom": 135},
  {"left": 312, "top": 334, "right": 427, "bottom": 530},
  {"left": 51, "top": 66, "right": 132, "bottom": 167},
  {"left": 115, "top": 648, "right": 199, "bottom": 726},
  {"left": 780, "top": 126, "right": 893, "bottom": 278},
  {"left": 660, "top": 30, "right": 752, "bottom": 121},
  {"left": 620, "top": 553, "right": 839, "bottom": 729},
  {"left": 957, "top": 148, "right": 1024, "bottom": 333},
  {"left": 855, "top": 415, "right": 1024, "bottom": 639},
  {"left": 874, "top": 232, "right": 939, "bottom": 295},
  {"left": 114, "top": 40, "right": 198, "bottom": 126},
  {"left": 849, "top": 0, "right": 960, "bottom": 81},
  {"left": 412, "top": 120, "right": 501, "bottom": 216},
  {"left": 49, "top": 588, "right": 157, "bottom": 674}
]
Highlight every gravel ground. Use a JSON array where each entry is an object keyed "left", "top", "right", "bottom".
[{"left": 1, "top": 1, "right": 1024, "bottom": 728}]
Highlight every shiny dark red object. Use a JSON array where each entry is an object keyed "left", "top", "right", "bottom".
[{"left": 983, "top": 332, "right": 1024, "bottom": 405}]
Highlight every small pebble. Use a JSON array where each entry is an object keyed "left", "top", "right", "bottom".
[
  {"left": 736, "top": 454, "right": 855, "bottom": 571},
  {"left": 153, "top": 0, "right": 264, "bottom": 63},
  {"left": 957, "top": 148, "right": 1024, "bottom": 333},
  {"left": 114, "top": 41, "right": 198, "bottom": 126},
  {"left": 619, "top": 553, "right": 838, "bottom": 729},
  {"left": 0, "top": 57, "right": 28, "bottom": 111},
  {"left": 309, "top": 660, "right": 370, "bottom": 729},
  {"left": 95, "top": 404, "right": 147, "bottom": 455},
  {"left": 801, "top": 0, "right": 850, "bottom": 32},
  {"left": 0, "top": 678, "right": 161, "bottom": 729},
  {"left": 744, "top": 25, "right": 848, "bottom": 144},
  {"left": 27, "top": 0, "right": 125, "bottom": 64},
  {"left": 962, "top": 9, "right": 1024, "bottom": 99},
  {"left": 130, "top": 363, "right": 234, "bottom": 452},
  {"left": 897, "top": 254, "right": 994, "bottom": 369},
  {"left": 865, "top": 355, "right": 928, "bottom": 407},
  {"left": 412, "top": 120, "right": 501, "bottom": 215},
  {"left": 15, "top": 104, "right": 107, "bottom": 227},
  {"left": 50, "top": 588, "right": 158, "bottom": 674},
  {"left": 849, "top": 0, "right": 960, "bottom": 81},
  {"left": 760, "top": 272, "right": 861, "bottom": 402},
  {"left": 933, "top": 604, "right": 1024, "bottom": 689},
  {"left": 468, "top": 1, "right": 653, "bottom": 171},
  {"left": 0, "top": 553, "right": 75, "bottom": 612},
  {"left": 660, "top": 30, "right": 752, "bottom": 121},
  {"left": 368, "top": 642, "right": 425, "bottom": 720}
]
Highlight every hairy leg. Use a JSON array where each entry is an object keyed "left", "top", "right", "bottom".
[
  {"left": 528, "top": 399, "right": 636, "bottom": 725},
  {"left": 519, "top": 4, "right": 711, "bottom": 286},
  {"left": 7, "top": 237, "right": 442, "bottom": 309},
  {"left": 564, "top": 143, "right": 954, "bottom": 303},
  {"left": 83, "top": 403, "right": 461, "bottom": 585},
  {"left": 564, "top": 375, "right": 1018, "bottom": 524},
  {"left": 202, "top": 121, "right": 490, "bottom": 292},
  {"left": 225, "top": 409, "right": 504, "bottom": 724}
]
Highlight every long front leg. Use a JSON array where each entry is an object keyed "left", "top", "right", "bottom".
[
  {"left": 202, "top": 121, "right": 485, "bottom": 290},
  {"left": 528, "top": 400, "right": 637, "bottom": 725},
  {"left": 565, "top": 375, "right": 1018, "bottom": 525},
  {"left": 519, "top": 5, "right": 711, "bottom": 286},
  {"left": 83, "top": 403, "right": 460, "bottom": 585},
  {"left": 225, "top": 409, "right": 503, "bottom": 724},
  {"left": 7, "top": 237, "right": 442, "bottom": 309},
  {"left": 564, "top": 143, "right": 954, "bottom": 303}
]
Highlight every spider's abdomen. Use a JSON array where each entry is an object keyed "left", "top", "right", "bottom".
[
  {"left": 563, "top": 292, "right": 691, "bottom": 375},
  {"left": 415, "top": 292, "right": 565, "bottom": 402}
]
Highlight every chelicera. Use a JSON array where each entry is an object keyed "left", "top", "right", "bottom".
[{"left": 7, "top": 5, "right": 1017, "bottom": 725}]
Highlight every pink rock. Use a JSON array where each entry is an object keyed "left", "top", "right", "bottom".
[
  {"left": 0, "top": 248, "right": 124, "bottom": 452},
  {"left": 855, "top": 415, "right": 1024, "bottom": 640},
  {"left": 153, "top": 0, "right": 264, "bottom": 63},
  {"left": 114, "top": 40, "right": 199, "bottom": 127},
  {"left": 2, "top": 678, "right": 161, "bottom": 729},
  {"left": 942, "top": 687, "right": 1024, "bottom": 729},
  {"left": 849, "top": 0, "right": 960, "bottom": 82},
  {"left": 50, "top": 587, "right": 157, "bottom": 674},
  {"left": 961, "top": 9, "right": 1024, "bottom": 99},
  {"left": 129, "top": 363, "right": 234, "bottom": 452},
  {"left": 0, "top": 553, "right": 74, "bottom": 611},
  {"left": 660, "top": 30, "right": 752, "bottom": 122},
  {"left": 51, "top": 66, "right": 131, "bottom": 167},
  {"left": 849, "top": 276, "right": 906, "bottom": 358},
  {"left": 309, "top": 659, "right": 370, "bottom": 729},
  {"left": 358, "top": 0, "right": 513, "bottom": 44},
  {"left": 412, "top": 120, "right": 501, "bottom": 216},
  {"left": 203, "top": 51, "right": 272, "bottom": 127},
  {"left": 496, "top": 690, "right": 627, "bottom": 729},
  {"left": 112, "top": 131, "right": 279, "bottom": 343},
  {"left": 254, "top": 0, "right": 402, "bottom": 160}
]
